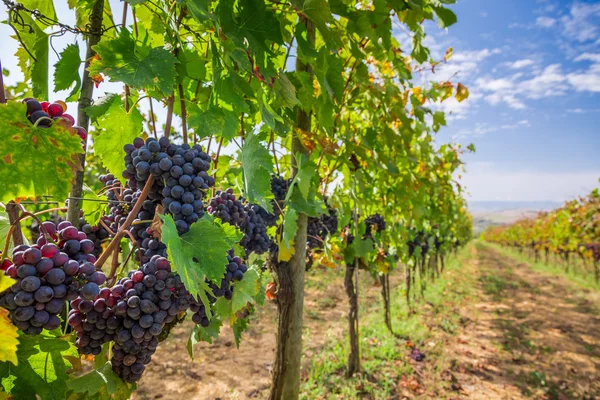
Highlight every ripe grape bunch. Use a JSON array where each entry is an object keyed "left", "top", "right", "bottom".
[
  {"left": 22, "top": 98, "right": 88, "bottom": 148},
  {"left": 189, "top": 250, "right": 248, "bottom": 327},
  {"left": 68, "top": 256, "right": 190, "bottom": 382},
  {"left": 123, "top": 137, "right": 214, "bottom": 234},
  {"left": 80, "top": 218, "right": 110, "bottom": 257},
  {"left": 0, "top": 221, "right": 106, "bottom": 335},
  {"left": 365, "top": 214, "right": 386, "bottom": 237},
  {"left": 307, "top": 199, "right": 338, "bottom": 249},
  {"left": 207, "top": 189, "right": 270, "bottom": 255}
]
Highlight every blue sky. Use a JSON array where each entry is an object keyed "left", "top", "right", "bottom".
[
  {"left": 1, "top": 0, "right": 599, "bottom": 202},
  {"left": 421, "top": 0, "right": 600, "bottom": 202}
]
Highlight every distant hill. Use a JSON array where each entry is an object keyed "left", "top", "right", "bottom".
[{"left": 468, "top": 201, "right": 562, "bottom": 234}]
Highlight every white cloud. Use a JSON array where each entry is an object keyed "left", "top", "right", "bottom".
[
  {"left": 567, "top": 54, "right": 600, "bottom": 92},
  {"left": 574, "top": 53, "right": 600, "bottom": 63},
  {"left": 536, "top": 16, "right": 556, "bottom": 28},
  {"left": 454, "top": 120, "right": 529, "bottom": 138},
  {"left": 460, "top": 163, "right": 600, "bottom": 202},
  {"left": 560, "top": 2, "right": 600, "bottom": 43},
  {"left": 509, "top": 59, "right": 535, "bottom": 69},
  {"left": 567, "top": 108, "right": 600, "bottom": 113}
]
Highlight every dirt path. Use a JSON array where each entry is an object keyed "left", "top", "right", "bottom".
[
  {"left": 132, "top": 268, "right": 375, "bottom": 400},
  {"left": 440, "top": 243, "right": 600, "bottom": 399}
]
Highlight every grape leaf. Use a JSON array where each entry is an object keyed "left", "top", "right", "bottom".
[
  {"left": 353, "top": 237, "right": 374, "bottom": 258},
  {"left": 432, "top": 111, "right": 446, "bottom": 132},
  {"left": 84, "top": 93, "right": 120, "bottom": 122},
  {"left": 231, "top": 267, "right": 260, "bottom": 313},
  {"left": 456, "top": 83, "right": 469, "bottom": 102},
  {"left": 287, "top": 153, "right": 317, "bottom": 200},
  {"left": 0, "top": 211, "right": 28, "bottom": 257},
  {"left": 81, "top": 185, "right": 107, "bottom": 226},
  {"left": 186, "top": 318, "right": 222, "bottom": 359},
  {"left": 216, "top": 0, "right": 283, "bottom": 54},
  {"left": 275, "top": 74, "right": 299, "bottom": 108},
  {"left": 432, "top": 6, "right": 457, "bottom": 28},
  {"left": 0, "top": 333, "right": 78, "bottom": 400},
  {"left": 54, "top": 44, "right": 81, "bottom": 99},
  {"left": 160, "top": 214, "right": 243, "bottom": 298},
  {"left": 240, "top": 133, "right": 274, "bottom": 212},
  {"left": 66, "top": 361, "right": 131, "bottom": 398},
  {"left": 279, "top": 208, "right": 298, "bottom": 262},
  {"left": 0, "top": 103, "right": 83, "bottom": 203},
  {"left": 92, "top": 99, "right": 143, "bottom": 183},
  {"left": 184, "top": 0, "right": 214, "bottom": 23},
  {"left": 89, "top": 29, "right": 178, "bottom": 95},
  {"left": 232, "top": 315, "right": 249, "bottom": 348},
  {"left": 0, "top": 308, "right": 18, "bottom": 366},
  {"left": 10, "top": 11, "right": 48, "bottom": 99},
  {"left": 18, "top": 0, "right": 57, "bottom": 24},
  {"left": 302, "top": 0, "right": 340, "bottom": 49},
  {"left": 188, "top": 105, "right": 238, "bottom": 140}
]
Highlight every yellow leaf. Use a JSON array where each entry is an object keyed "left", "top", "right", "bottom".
[
  {"left": 444, "top": 47, "right": 453, "bottom": 62},
  {"left": 0, "top": 308, "right": 19, "bottom": 365},
  {"left": 0, "top": 272, "right": 14, "bottom": 293},
  {"left": 456, "top": 83, "right": 469, "bottom": 102},
  {"left": 278, "top": 244, "right": 294, "bottom": 262}
]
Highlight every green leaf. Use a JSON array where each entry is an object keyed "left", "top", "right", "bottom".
[
  {"left": 93, "top": 99, "right": 143, "bottom": 182},
  {"left": 275, "top": 74, "right": 299, "bottom": 108},
  {"left": 84, "top": 93, "right": 120, "bottom": 122},
  {"left": 81, "top": 185, "right": 107, "bottom": 226},
  {"left": 17, "top": 0, "right": 57, "bottom": 24},
  {"left": 10, "top": 11, "right": 48, "bottom": 99},
  {"left": 432, "top": 6, "right": 457, "bottom": 28},
  {"left": 302, "top": 0, "right": 340, "bottom": 49},
  {"left": 0, "top": 103, "right": 82, "bottom": 203},
  {"left": 187, "top": 318, "right": 222, "bottom": 359},
  {"left": 232, "top": 316, "right": 249, "bottom": 348},
  {"left": 89, "top": 29, "right": 178, "bottom": 95},
  {"left": 54, "top": 43, "right": 81, "bottom": 98},
  {"left": 278, "top": 208, "right": 298, "bottom": 262},
  {"left": 184, "top": 0, "right": 214, "bottom": 23},
  {"left": 240, "top": 133, "right": 274, "bottom": 212},
  {"left": 217, "top": 0, "right": 283, "bottom": 54},
  {"left": 66, "top": 362, "right": 131, "bottom": 398},
  {"left": 0, "top": 211, "right": 27, "bottom": 256},
  {"left": 288, "top": 153, "right": 317, "bottom": 200},
  {"left": 432, "top": 111, "right": 446, "bottom": 132},
  {"left": 188, "top": 105, "right": 238, "bottom": 140},
  {"left": 353, "top": 237, "right": 374, "bottom": 258},
  {"left": 231, "top": 267, "right": 260, "bottom": 314},
  {"left": 161, "top": 214, "right": 243, "bottom": 299},
  {"left": 0, "top": 333, "right": 78, "bottom": 400}
]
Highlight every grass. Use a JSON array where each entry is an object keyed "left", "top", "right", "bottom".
[
  {"left": 299, "top": 244, "right": 478, "bottom": 399},
  {"left": 483, "top": 242, "right": 600, "bottom": 292}
]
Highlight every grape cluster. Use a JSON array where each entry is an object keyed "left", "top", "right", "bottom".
[
  {"left": 0, "top": 221, "right": 106, "bottom": 335},
  {"left": 22, "top": 98, "right": 87, "bottom": 148},
  {"left": 123, "top": 137, "right": 213, "bottom": 234},
  {"left": 100, "top": 173, "right": 137, "bottom": 233},
  {"left": 241, "top": 205, "right": 270, "bottom": 254},
  {"left": 208, "top": 190, "right": 270, "bottom": 255},
  {"left": 270, "top": 175, "right": 292, "bottom": 219},
  {"left": 365, "top": 214, "right": 386, "bottom": 237},
  {"left": 307, "top": 199, "right": 338, "bottom": 249},
  {"left": 79, "top": 218, "right": 109, "bottom": 257},
  {"left": 189, "top": 250, "right": 248, "bottom": 327},
  {"left": 207, "top": 189, "right": 247, "bottom": 226}
]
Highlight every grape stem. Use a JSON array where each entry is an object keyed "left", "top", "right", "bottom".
[
  {"left": 178, "top": 84, "right": 188, "bottom": 144},
  {"left": 164, "top": 95, "right": 175, "bottom": 137},
  {"left": 94, "top": 175, "right": 155, "bottom": 270},
  {"left": 32, "top": 116, "right": 54, "bottom": 128}
]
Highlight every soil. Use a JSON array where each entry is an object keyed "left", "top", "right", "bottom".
[
  {"left": 134, "top": 244, "right": 600, "bottom": 400},
  {"left": 432, "top": 244, "right": 600, "bottom": 399},
  {"left": 133, "top": 267, "right": 361, "bottom": 400}
]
